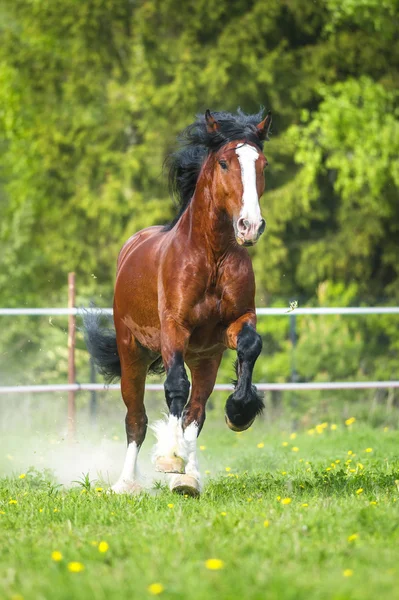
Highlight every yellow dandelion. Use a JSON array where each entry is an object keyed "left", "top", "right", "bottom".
[
  {"left": 299, "top": 458, "right": 304, "bottom": 463},
  {"left": 205, "top": 470, "right": 210, "bottom": 474},
  {"left": 307, "top": 428, "right": 315, "bottom": 435},
  {"left": 220, "top": 512, "right": 227, "bottom": 516},
  {"left": 68, "top": 562, "right": 84, "bottom": 573},
  {"left": 205, "top": 558, "right": 224, "bottom": 570},
  {"left": 225, "top": 467, "right": 231, "bottom": 472},
  {"left": 264, "top": 520, "right": 269, "bottom": 527},
  {"left": 53, "top": 508, "right": 59, "bottom": 513},
  {"left": 356, "top": 488, "right": 363, "bottom": 495},
  {"left": 326, "top": 468, "right": 331, "bottom": 472},
  {"left": 18, "top": 474, "right": 26, "bottom": 479},
  {"left": 281, "top": 471, "right": 287, "bottom": 475},
  {"left": 51, "top": 551, "right": 63, "bottom": 562},
  {"left": 257, "top": 442, "right": 264, "bottom": 448},
  {"left": 349, "top": 468, "right": 356, "bottom": 473},
  {"left": 347, "top": 451, "right": 353, "bottom": 456},
  {"left": 347, "top": 534, "right": 358, "bottom": 542},
  {"left": 148, "top": 583, "right": 164, "bottom": 595},
  {"left": 0, "top": 510, "right": 5, "bottom": 515},
  {"left": 98, "top": 541, "right": 109, "bottom": 553},
  {"left": 302, "top": 503, "right": 308, "bottom": 507},
  {"left": 247, "top": 497, "right": 253, "bottom": 502},
  {"left": 281, "top": 498, "right": 291, "bottom": 505},
  {"left": 292, "top": 447, "right": 299, "bottom": 452},
  {"left": 343, "top": 569, "right": 353, "bottom": 577},
  {"left": 330, "top": 463, "right": 336, "bottom": 468},
  {"left": 370, "top": 501, "right": 377, "bottom": 506},
  {"left": 345, "top": 417, "right": 356, "bottom": 426},
  {"left": 167, "top": 503, "right": 174, "bottom": 509},
  {"left": 365, "top": 448, "right": 373, "bottom": 453},
  {"left": 9, "top": 499, "right": 17, "bottom": 505},
  {"left": 95, "top": 487, "right": 103, "bottom": 492},
  {"left": 306, "top": 467, "right": 311, "bottom": 472},
  {"left": 357, "top": 463, "right": 364, "bottom": 470},
  {"left": 199, "top": 445, "right": 206, "bottom": 451},
  {"left": 282, "top": 441, "right": 289, "bottom": 447},
  {"left": 276, "top": 496, "right": 281, "bottom": 501},
  {"left": 39, "top": 508, "right": 43, "bottom": 513},
  {"left": 331, "top": 424, "right": 337, "bottom": 430},
  {"left": 383, "top": 427, "right": 389, "bottom": 432},
  {"left": 335, "top": 459, "right": 341, "bottom": 464},
  {"left": 289, "top": 433, "right": 297, "bottom": 440}
]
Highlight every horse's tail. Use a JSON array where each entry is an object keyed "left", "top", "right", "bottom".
[{"left": 82, "top": 309, "right": 121, "bottom": 382}]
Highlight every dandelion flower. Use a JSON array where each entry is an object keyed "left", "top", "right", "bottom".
[
  {"left": 264, "top": 520, "right": 269, "bottom": 527},
  {"left": 225, "top": 467, "right": 231, "bottom": 472},
  {"left": 281, "top": 498, "right": 291, "bottom": 505},
  {"left": 167, "top": 503, "right": 174, "bottom": 509},
  {"left": 281, "top": 471, "right": 287, "bottom": 475},
  {"left": 331, "top": 424, "right": 337, "bottom": 430},
  {"left": 205, "top": 558, "right": 224, "bottom": 570},
  {"left": 292, "top": 447, "right": 299, "bottom": 452},
  {"left": 51, "top": 551, "right": 63, "bottom": 561},
  {"left": 356, "top": 488, "right": 363, "bottom": 495},
  {"left": 199, "top": 445, "right": 206, "bottom": 451},
  {"left": 290, "top": 433, "right": 297, "bottom": 440},
  {"left": 335, "top": 459, "right": 340, "bottom": 464},
  {"left": 9, "top": 499, "right": 17, "bottom": 505},
  {"left": 345, "top": 417, "right": 356, "bottom": 426},
  {"left": 348, "top": 534, "right": 358, "bottom": 542},
  {"left": 68, "top": 562, "right": 84, "bottom": 573},
  {"left": 370, "top": 501, "right": 377, "bottom": 506},
  {"left": 365, "top": 448, "right": 373, "bottom": 453},
  {"left": 220, "top": 512, "right": 227, "bottom": 517},
  {"left": 343, "top": 569, "right": 353, "bottom": 577},
  {"left": 0, "top": 510, "right": 5, "bottom": 515},
  {"left": 95, "top": 487, "right": 103, "bottom": 493},
  {"left": 307, "top": 428, "right": 315, "bottom": 435},
  {"left": 18, "top": 474, "right": 26, "bottom": 479},
  {"left": 383, "top": 427, "right": 389, "bottom": 432},
  {"left": 98, "top": 541, "right": 109, "bottom": 553},
  {"left": 205, "top": 470, "right": 210, "bottom": 475},
  {"left": 148, "top": 583, "right": 164, "bottom": 595},
  {"left": 257, "top": 442, "right": 264, "bottom": 448},
  {"left": 302, "top": 503, "right": 308, "bottom": 507},
  {"left": 282, "top": 442, "right": 289, "bottom": 447}
]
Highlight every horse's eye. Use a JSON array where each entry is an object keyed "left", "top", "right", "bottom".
[{"left": 219, "top": 160, "right": 228, "bottom": 170}]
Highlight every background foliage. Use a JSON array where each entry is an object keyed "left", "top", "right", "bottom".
[{"left": 0, "top": 0, "right": 398, "bottom": 391}]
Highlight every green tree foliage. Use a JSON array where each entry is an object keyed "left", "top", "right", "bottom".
[{"left": 0, "top": 0, "right": 398, "bottom": 387}]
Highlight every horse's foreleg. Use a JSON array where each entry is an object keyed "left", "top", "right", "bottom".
[
  {"left": 152, "top": 321, "right": 191, "bottom": 473},
  {"left": 224, "top": 315, "right": 264, "bottom": 432},
  {"left": 168, "top": 355, "right": 222, "bottom": 495},
  {"left": 112, "top": 335, "right": 148, "bottom": 494}
]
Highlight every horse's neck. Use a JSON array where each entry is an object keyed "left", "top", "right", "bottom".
[{"left": 183, "top": 183, "right": 234, "bottom": 259}]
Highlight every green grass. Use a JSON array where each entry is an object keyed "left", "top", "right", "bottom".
[{"left": 1, "top": 414, "right": 399, "bottom": 600}]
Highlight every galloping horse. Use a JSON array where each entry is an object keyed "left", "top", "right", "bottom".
[{"left": 84, "top": 108, "right": 272, "bottom": 496}]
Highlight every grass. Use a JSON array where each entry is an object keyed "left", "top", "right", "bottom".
[{"left": 1, "top": 410, "right": 399, "bottom": 599}]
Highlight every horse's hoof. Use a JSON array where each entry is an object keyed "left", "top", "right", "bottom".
[
  {"left": 170, "top": 474, "right": 201, "bottom": 497},
  {"left": 110, "top": 479, "right": 143, "bottom": 495},
  {"left": 155, "top": 456, "right": 185, "bottom": 474},
  {"left": 225, "top": 414, "right": 255, "bottom": 432}
]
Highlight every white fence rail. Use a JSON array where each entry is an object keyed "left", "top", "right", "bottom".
[{"left": 0, "top": 305, "right": 398, "bottom": 396}]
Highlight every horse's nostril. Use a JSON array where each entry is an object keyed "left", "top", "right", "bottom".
[
  {"left": 258, "top": 219, "right": 266, "bottom": 235},
  {"left": 237, "top": 217, "right": 249, "bottom": 232}
]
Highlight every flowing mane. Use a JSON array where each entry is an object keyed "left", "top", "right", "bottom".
[{"left": 165, "top": 108, "right": 268, "bottom": 230}]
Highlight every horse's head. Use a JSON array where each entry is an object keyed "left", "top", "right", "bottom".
[{"left": 205, "top": 110, "right": 272, "bottom": 247}]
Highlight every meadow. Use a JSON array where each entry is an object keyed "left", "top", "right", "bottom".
[{"left": 1, "top": 397, "right": 399, "bottom": 600}]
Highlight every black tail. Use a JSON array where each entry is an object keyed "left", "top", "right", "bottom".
[{"left": 82, "top": 309, "right": 121, "bottom": 383}]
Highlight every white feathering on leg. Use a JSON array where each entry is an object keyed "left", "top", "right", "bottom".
[{"left": 151, "top": 414, "right": 188, "bottom": 463}]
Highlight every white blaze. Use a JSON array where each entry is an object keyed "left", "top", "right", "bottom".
[{"left": 235, "top": 144, "right": 262, "bottom": 223}]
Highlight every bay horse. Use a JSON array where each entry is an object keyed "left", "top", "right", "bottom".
[{"left": 84, "top": 108, "right": 272, "bottom": 496}]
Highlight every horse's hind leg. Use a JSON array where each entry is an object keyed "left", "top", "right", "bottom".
[
  {"left": 169, "top": 355, "right": 222, "bottom": 496},
  {"left": 112, "top": 331, "right": 148, "bottom": 494}
]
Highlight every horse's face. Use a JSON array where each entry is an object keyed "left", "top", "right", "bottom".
[
  {"left": 204, "top": 110, "right": 271, "bottom": 247},
  {"left": 212, "top": 140, "right": 268, "bottom": 246}
]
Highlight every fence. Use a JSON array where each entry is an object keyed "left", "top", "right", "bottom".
[{"left": 1, "top": 273, "right": 399, "bottom": 438}]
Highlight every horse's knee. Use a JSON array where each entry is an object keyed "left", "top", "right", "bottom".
[{"left": 164, "top": 352, "right": 190, "bottom": 416}]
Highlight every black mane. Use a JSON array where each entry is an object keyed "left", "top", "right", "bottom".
[{"left": 165, "top": 108, "right": 267, "bottom": 230}]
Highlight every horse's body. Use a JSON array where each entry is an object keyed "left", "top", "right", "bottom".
[{"left": 84, "top": 109, "right": 272, "bottom": 496}]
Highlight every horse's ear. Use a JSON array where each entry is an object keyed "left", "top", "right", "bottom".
[
  {"left": 256, "top": 111, "right": 272, "bottom": 140},
  {"left": 205, "top": 109, "right": 220, "bottom": 133}
]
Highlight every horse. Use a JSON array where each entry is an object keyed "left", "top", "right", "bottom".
[{"left": 83, "top": 108, "right": 272, "bottom": 497}]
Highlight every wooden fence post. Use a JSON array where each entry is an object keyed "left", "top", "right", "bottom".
[{"left": 67, "top": 272, "right": 76, "bottom": 441}]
